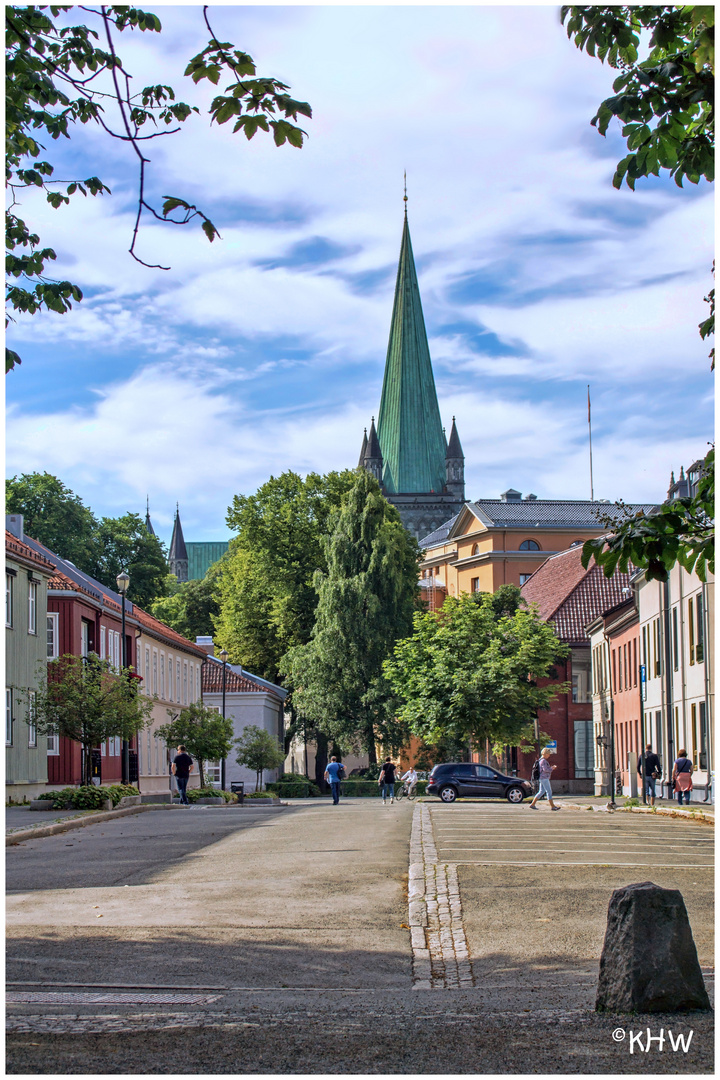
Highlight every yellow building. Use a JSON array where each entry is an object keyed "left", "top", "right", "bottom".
[{"left": 419, "top": 489, "right": 655, "bottom": 604}]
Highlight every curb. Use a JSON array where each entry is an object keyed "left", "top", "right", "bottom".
[
  {"left": 562, "top": 801, "right": 714, "bottom": 825},
  {"left": 5, "top": 803, "right": 181, "bottom": 845}
]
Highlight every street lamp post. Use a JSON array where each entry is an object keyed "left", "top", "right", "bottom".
[
  {"left": 116, "top": 570, "right": 130, "bottom": 785},
  {"left": 220, "top": 648, "right": 228, "bottom": 790}
]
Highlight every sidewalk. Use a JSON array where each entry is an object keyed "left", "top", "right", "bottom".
[{"left": 553, "top": 793, "right": 714, "bottom": 817}]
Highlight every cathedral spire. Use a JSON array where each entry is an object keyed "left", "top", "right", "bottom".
[
  {"left": 169, "top": 504, "right": 188, "bottom": 583},
  {"left": 376, "top": 212, "right": 446, "bottom": 495},
  {"left": 145, "top": 495, "right": 155, "bottom": 536}
]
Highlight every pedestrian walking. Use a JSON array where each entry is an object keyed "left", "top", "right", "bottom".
[
  {"left": 637, "top": 743, "right": 662, "bottom": 807},
  {"left": 378, "top": 758, "right": 397, "bottom": 804},
  {"left": 672, "top": 749, "right": 693, "bottom": 805},
  {"left": 171, "top": 744, "right": 194, "bottom": 805},
  {"left": 324, "top": 756, "right": 345, "bottom": 805},
  {"left": 528, "top": 748, "right": 560, "bottom": 810}
]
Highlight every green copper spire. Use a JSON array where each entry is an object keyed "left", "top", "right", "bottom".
[{"left": 377, "top": 213, "right": 446, "bottom": 495}]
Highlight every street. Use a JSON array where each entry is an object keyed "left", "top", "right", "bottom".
[{"left": 6, "top": 799, "right": 714, "bottom": 1074}]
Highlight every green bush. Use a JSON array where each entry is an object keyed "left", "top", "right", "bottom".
[
  {"left": 266, "top": 779, "right": 321, "bottom": 798},
  {"left": 244, "top": 790, "right": 277, "bottom": 799},
  {"left": 37, "top": 785, "right": 139, "bottom": 810},
  {"left": 106, "top": 784, "right": 140, "bottom": 807},
  {"left": 187, "top": 787, "right": 226, "bottom": 802}
]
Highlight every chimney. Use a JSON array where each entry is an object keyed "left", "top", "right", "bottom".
[
  {"left": 500, "top": 489, "right": 522, "bottom": 503},
  {"left": 195, "top": 636, "right": 214, "bottom": 656},
  {"left": 6, "top": 514, "right": 24, "bottom": 541},
  {"left": 524, "top": 493, "right": 537, "bottom": 501}
]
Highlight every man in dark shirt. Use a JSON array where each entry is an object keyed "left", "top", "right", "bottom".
[
  {"left": 171, "top": 744, "right": 194, "bottom": 805},
  {"left": 637, "top": 743, "right": 661, "bottom": 806},
  {"left": 378, "top": 758, "right": 397, "bottom": 804}
]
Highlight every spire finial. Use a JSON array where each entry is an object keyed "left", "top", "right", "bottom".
[
  {"left": 403, "top": 170, "right": 408, "bottom": 217},
  {"left": 146, "top": 495, "right": 150, "bottom": 514}
]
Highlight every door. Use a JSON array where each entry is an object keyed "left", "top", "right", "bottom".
[
  {"left": 452, "top": 763, "right": 480, "bottom": 796},
  {"left": 475, "top": 764, "right": 504, "bottom": 797},
  {"left": 90, "top": 749, "right": 102, "bottom": 785}
]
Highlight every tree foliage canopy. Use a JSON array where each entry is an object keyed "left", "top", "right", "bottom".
[
  {"left": 561, "top": 5, "right": 714, "bottom": 190},
  {"left": 33, "top": 653, "right": 153, "bottom": 785},
  {"left": 582, "top": 447, "right": 714, "bottom": 583},
  {"left": 384, "top": 588, "right": 568, "bottom": 757},
  {"left": 281, "top": 471, "right": 419, "bottom": 762},
  {"left": 215, "top": 470, "right": 358, "bottom": 683},
  {"left": 6, "top": 4, "right": 311, "bottom": 371},
  {"left": 6, "top": 471, "right": 169, "bottom": 608},
  {"left": 156, "top": 701, "right": 234, "bottom": 788},
  {"left": 234, "top": 724, "right": 285, "bottom": 791},
  {"left": 151, "top": 562, "right": 222, "bottom": 642}
]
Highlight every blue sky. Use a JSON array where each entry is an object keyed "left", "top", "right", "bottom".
[{"left": 6, "top": 5, "right": 714, "bottom": 545}]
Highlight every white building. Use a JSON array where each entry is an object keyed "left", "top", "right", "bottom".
[{"left": 200, "top": 648, "right": 287, "bottom": 791}]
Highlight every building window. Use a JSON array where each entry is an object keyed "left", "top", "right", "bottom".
[
  {"left": 27, "top": 690, "right": 37, "bottom": 747},
  {"left": 100, "top": 625, "right": 106, "bottom": 660},
  {"left": 47, "top": 729, "right": 59, "bottom": 756},
  {"left": 519, "top": 539, "right": 540, "bottom": 551},
  {"left": 153, "top": 650, "right": 158, "bottom": 696},
  {"left": 183, "top": 662, "right": 188, "bottom": 705},
  {"left": 47, "top": 613, "right": 59, "bottom": 659},
  {"left": 167, "top": 656, "right": 173, "bottom": 702},
  {"left": 691, "top": 703, "right": 697, "bottom": 766},
  {"left": 672, "top": 607, "right": 678, "bottom": 670},
  {"left": 176, "top": 663, "right": 181, "bottom": 704},
  {"left": 6, "top": 573, "right": 14, "bottom": 627},
  {"left": 6, "top": 688, "right": 13, "bottom": 745},
  {"left": 471, "top": 543, "right": 480, "bottom": 555},
  {"left": 470, "top": 577, "right": 480, "bottom": 592},
  {"left": 688, "top": 598, "right": 695, "bottom": 666},
  {"left": 519, "top": 573, "right": 531, "bottom": 586},
  {"left": 160, "top": 654, "right": 165, "bottom": 700},
  {"left": 611, "top": 649, "right": 617, "bottom": 694},
  {"left": 81, "top": 619, "right": 90, "bottom": 659},
  {"left": 696, "top": 593, "right": 704, "bottom": 663},
  {"left": 145, "top": 648, "right": 151, "bottom": 691},
  {"left": 633, "top": 637, "right": 637, "bottom": 687},
  {"left": 574, "top": 720, "right": 593, "bottom": 778},
  {"left": 28, "top": 581, "right": 37, "bottom": 634}
]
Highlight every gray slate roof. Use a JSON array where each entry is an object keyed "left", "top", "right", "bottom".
[
  {"left": 419, "top": 500, "right": 658, "bottom": 548},
  {"left": 465, "top": 499, "right": 657, "bottom": 529}
]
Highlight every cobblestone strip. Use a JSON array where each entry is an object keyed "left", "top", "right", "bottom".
[{"left": 408, "top": 804, "right": 473, "bottom": 990}]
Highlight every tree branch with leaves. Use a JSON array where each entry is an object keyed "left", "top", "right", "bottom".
[{"left": 5, "top": 4, "right": 312, "bottom": 371}]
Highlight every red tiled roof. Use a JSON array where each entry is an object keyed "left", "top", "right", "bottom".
[
  {"left": 202, "top": 659, "right": 281, "bottom": 698},
  {"left": 6, "top": 531, "right": 56, "bottom": 573},
  {"left": 521, "top": 545, "right": 632, "bottom": 644},
  {"left": 132, "top": 605, "right": 208, "bottom": 659}
]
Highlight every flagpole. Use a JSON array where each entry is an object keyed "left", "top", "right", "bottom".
[{"left": 588, "top": 384, "right": 595, "bottom": 502}]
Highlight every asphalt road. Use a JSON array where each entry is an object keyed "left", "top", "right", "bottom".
[{"left": 6, "top": 798, "right": 714, "bottom": 1073}]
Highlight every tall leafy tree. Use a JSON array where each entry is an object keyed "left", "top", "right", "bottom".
[
  {"left": 282, "top": 471, "right": 419, "bottom": 767},
  {"left": 384, "top": 590, "right": 569, "bottom": 757},
  {"left": 6, "top": 471, "right": 170, "bottom": 606},
  {"left": 33, "top": 653, "right": 153, "bottom": 786},
  {"left": 215, "top": 470, "right": 358, "bottom": 681},
  {"left": 6, "top": 4, "right": 312, "bottom": 371},
  {"left": 6, "top": 471, "right": 97, "bottom": 568}
]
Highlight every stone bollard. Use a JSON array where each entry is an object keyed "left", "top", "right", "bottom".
[{"left": 596, "top": 881, "right": 711, "bottom": 1013}]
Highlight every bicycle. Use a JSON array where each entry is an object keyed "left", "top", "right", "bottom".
[{"left": 395, "top": 782, "right": 417, "bottom": 802}]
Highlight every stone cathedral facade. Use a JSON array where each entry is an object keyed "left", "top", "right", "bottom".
[{"left": 358, "top": 209, "right": 466, "bottom": 540}]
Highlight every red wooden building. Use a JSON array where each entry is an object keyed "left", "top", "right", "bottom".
[{"left": 23, "top": 535, "right": 141, "bottom": 788}]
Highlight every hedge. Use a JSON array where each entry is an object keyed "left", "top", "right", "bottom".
[{"left": 266, "top": 779, "right": 428, "bottom": 798}]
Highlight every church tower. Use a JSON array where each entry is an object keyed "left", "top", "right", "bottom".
[
  {"left": 359, "top": 197, "right": 466, "bottom": 540},
  {"left": 169, "top": 504, "right": 188, "bottom": 583}
]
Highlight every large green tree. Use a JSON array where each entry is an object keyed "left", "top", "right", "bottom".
[
  {"left": 215, "top": 470, "right": 358, "bottom": 681},
  {"left": 156, "top": 702, "right": 233, "bottom": 788},
  {"left": 33, "top": 653, "right": 153, "bottom": 786},
  {"left": 6, "top": 4, "right": 312, "bottom": 372},
  {"left": 6, "top": 471, "right": 170, "bottom": 607},
  {"left": 384, "top": 589, "right": 568, "bottom": 757},
  {"left": 281, "top": 471, "right": 419, "bottom": 769}
]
